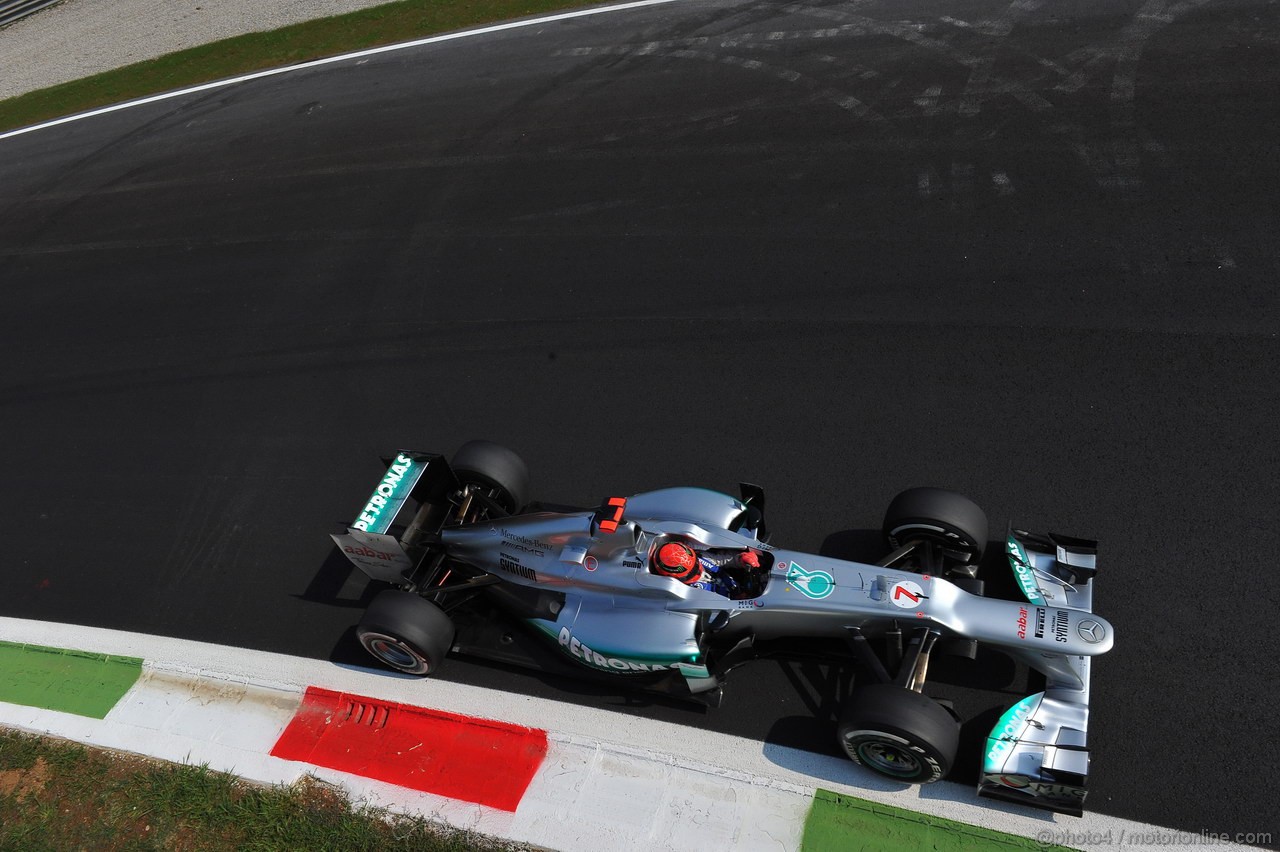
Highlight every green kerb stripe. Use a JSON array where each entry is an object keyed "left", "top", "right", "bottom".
[
  {"left": 0, "top": 641, "right": 142, "bottom": 719},
  {"left": 801, "top": 789, "right": 1080, "bottom": 852}
]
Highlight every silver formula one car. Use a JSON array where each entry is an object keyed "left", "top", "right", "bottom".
[{"left": 331, "top": 441, "right": 1114, "bottom": 816}]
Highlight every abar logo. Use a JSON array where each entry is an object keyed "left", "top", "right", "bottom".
[
  {"left": 1077, "top": 620, "right": 1106, "bottom": 644},
  {"left": 331, "top": 530, "right": 413, "bottom": 582},
  {"left": 344, "top": 545, "right": 397, "bottom": 561},
  {"left": 1016, "top": 606, "right": 1028, "bottom": 639}
]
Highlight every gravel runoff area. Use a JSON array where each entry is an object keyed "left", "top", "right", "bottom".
[{"left": 0, "top": 0, "right": 399, "bottom": 100}]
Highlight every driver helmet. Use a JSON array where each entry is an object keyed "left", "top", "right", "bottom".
[{"left": 653, "top": 541, "right": 700, "bottom": 584}]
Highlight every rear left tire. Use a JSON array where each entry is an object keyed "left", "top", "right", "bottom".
[{"left": 357, "top": 590, "right": 455, "bottom": 676}]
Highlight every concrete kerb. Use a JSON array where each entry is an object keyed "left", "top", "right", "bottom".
[{"left": 0, "top": 617, "right": 1266, "bottom": 851}]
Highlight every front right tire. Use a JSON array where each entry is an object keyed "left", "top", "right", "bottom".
[
  {"left": 882, "top": 486, "right": 988, "bottom": 569},
  {"left": 356, "top": 590, "right": 455, "bottom": 676}
]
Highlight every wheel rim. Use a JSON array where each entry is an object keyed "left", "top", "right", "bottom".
[
  {"left": 363, "top": 633, "right": 429, "bottom": 674},
  {"left": 855, "top": 739, "right": 923, "bottom": 778}
]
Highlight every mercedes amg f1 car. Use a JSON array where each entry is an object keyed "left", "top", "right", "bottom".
[{"left": 330, "top": 441, "right": 1114, "bottom": 816}]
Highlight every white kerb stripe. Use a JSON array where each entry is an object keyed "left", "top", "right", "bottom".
[{"left": 0, "top": 0, "right": 687, "bottom": 142}]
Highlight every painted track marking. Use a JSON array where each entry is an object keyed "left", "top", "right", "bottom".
[{"left": 0, "top": 0, "right": 686, "bottom": 142}]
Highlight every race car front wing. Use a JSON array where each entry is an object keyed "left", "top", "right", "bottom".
[{"left": 977, "top": 529, "right": 1106, "bottom": 816}]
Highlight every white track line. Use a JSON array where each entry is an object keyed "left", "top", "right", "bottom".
[{"left": 0, "top": 0, "right": 687, "bottom": 142}]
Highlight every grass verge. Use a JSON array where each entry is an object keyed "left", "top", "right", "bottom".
[
  {"left": 0, "top": 0, "right": 609, "bottom": 133},
  {"left": 0, "top": 728, "right": 521, "bottom": 851}
]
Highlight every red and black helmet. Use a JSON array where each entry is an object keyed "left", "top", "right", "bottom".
[{"left": 653, "top": 541, "right": 699, "bottom": 584}]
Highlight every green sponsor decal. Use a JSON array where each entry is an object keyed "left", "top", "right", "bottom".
[
  {"left": 983, "top": 693, "right": 1041, "bottom": 771},
  {"left": 800, "top": 788, "right": 1078, "bottom": 851},
  {"left": 0, "top": 641, "right": 142, "bottom": 719},
  {"left": 352, "top": 453, "right": 427, "bottom": 534},
  {"left": 554, "top": 625, "right": 699, "bottom": 672},
  {"left": 674, "top": 662, "right": 711, "bottom": 680},
  {"left": 530, "top": 623, "right": 700, "bottom": 674},
  {"left": 785, "top": 562, "right": 834, "bottom": 599},
  {"left": 1006, "top": 535, "right": 1046, "bottom": 605}
]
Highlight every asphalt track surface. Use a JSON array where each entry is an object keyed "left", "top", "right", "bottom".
[{"left": 1, "top": 0, "right": 1278, "bottom": 841}]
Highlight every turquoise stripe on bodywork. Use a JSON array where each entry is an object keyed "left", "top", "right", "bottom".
[{"left": 528, "top": 619, "right": 705, "bottom": 675}]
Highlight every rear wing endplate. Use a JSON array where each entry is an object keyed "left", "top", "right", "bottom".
[{"left": 330, "top": 451, "right": 458, "bottom": 583}]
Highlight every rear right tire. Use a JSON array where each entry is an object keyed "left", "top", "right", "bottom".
[{"left": 451, "top": 440, "right": 530, "bottom": 513}]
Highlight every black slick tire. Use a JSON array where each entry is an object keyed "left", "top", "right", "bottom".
[
  {"left": 451, "top": 440, "right": 530, "bottom": 513},
  {"left": 837, "top": 684, "right": 960, "bottom": 783},
  {"left": 882, "top": 487, "right": 988, "bottom": 566},
  {"left": 357, "top": 590, "right": 455, "bottom": 676}
]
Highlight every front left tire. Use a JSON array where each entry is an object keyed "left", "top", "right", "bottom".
[{"left": 837, "top": 684, "right": 960, "bottom": 784}]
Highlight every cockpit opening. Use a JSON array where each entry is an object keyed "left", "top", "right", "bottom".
[{"left": 649, "top": 538, "right": 772, "bottom": 600}]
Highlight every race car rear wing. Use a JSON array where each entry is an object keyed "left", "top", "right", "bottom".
[
  {"left": 330, "top": 451, "right": 460, "bottom": 584},
  {"left": 977, "top": 528, "right": 1107, "bottom": 816}
]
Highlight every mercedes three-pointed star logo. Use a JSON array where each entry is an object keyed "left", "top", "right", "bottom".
[{"left": 1077, "top": 620, "right": 1106, "bottom": 644}]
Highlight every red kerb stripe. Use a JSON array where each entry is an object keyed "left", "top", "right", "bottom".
[{"left": 270, "top": 686, "right": 548, "bottom": 811}]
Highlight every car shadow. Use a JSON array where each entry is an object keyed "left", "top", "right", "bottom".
[
  {"left": 327, "top": 623, "right": 714, "bottom": 717},
  {"left": 295, "top": 547, "right": 381, "bottom": 609},
  {"left": 760, "top": 733, "right": 910, "bottom": 792},
  {"left": 952, "top": 704, "right": 1005, "bottom": 780},
  {"left": 762, "top": 701, "right": 1049, "bottom": 798},
  {"left": 818, "top": 528, "right": 885, "bottom": 563}
]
